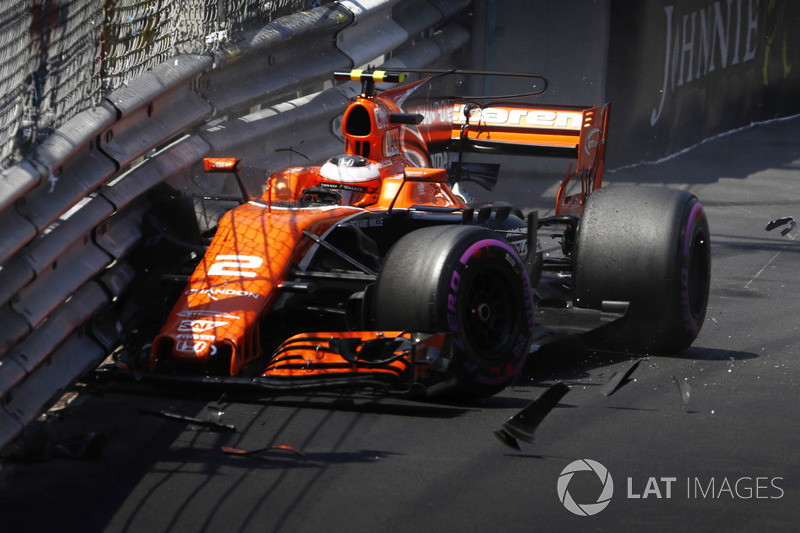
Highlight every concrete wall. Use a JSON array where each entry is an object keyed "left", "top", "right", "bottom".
[
  {"left": 471, "top": 0, "right": 609, "bottom": 106},
  {"left": 471, "top": 0, "right": 800, "bottom": 168}
]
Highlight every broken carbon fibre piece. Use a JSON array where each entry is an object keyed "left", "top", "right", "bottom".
[
  {"left": 599, "top": 359, "right": 643, "bottom": 396},
  {"left": 137, "top": 408, "right": 236, "bottom": 432},
  {"left": 765, "top": 216, "right": 796, "bottom": 236},
  {"left": 494, "top": 382, "right": 570, "bottom": 450}
]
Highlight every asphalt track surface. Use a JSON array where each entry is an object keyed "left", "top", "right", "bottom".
[{"left": 1, "top": 116, "right": 800, "bottom": 532}]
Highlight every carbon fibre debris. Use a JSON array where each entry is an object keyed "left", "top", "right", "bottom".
[
  {"left": 765, "top": 216, "right": 796, "bottom": 236},
  {"left": 495, "top": 382, "right": 570, "bottom": 449},
  {"left": 137, "top": 408, "right": 236, "bottom": 432},
  {"left": 673, "top": 376, "right": 692, "bottom": 405},
  {"left": 600, "top": 359, "right": 642, "bottom": 396}
]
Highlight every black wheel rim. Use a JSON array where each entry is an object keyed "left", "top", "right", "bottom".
[
  {"left": 462, "top": 266, "right": 518, "bottom": 357},
  {"left": 688, "top": 231, "right": 710, "bottom": 319}
]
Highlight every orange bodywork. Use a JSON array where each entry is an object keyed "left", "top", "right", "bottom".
[
  {"left": 450, "top": 102, "right": 610, "bottom": 215},
  {"left": 151, "top": 93, "right": 462, "bottom": 374},
  {"left": 262, "top": 330, "right": 449, "bottom": 384},
  {"left": 554, "top": 104, "right": 610, "bottom": 215},
  {"left": 151, "top": 71, "right": 609, "bottom": 378},
  {"left": 151, "top": 202, "right": 363, "bottom": 374},
  {"left": 264, "top": 331, "right": 408, "bottom": 379},
  {"left": 152, "top": 163, "right": 462, "bottom": 374}
]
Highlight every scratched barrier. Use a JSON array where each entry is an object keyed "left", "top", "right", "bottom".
[
  {"left": 605, "top": 0, "right": 800, "bottom": 167},
  {"left": 0, "top": 0, "right": 471, "bottom": 451}
]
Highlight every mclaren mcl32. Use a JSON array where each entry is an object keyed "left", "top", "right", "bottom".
[{"left": 110, "top": 69, "right": 711, "bottom": 400}]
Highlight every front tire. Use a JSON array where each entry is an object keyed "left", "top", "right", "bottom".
[
  {"left": 374, "top": 225, "right": 534, "bottom": 397},
  {"left": 573, "top": 186, "right": 710, "bottom": 354}
]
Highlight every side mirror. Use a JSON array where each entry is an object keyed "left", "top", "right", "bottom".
[
  {"left": 203, "top": 158, "right": 242, "bottom": 173},
  {"left": 202, "top": 157, "right": 248, "bottom": 203},
  {"left": 402, "top": 167, "right": 448, "bottom": 183}
]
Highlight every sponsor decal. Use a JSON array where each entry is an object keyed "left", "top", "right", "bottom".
[
  {"left": 185, "top": 287, "right": 260, "bottom": 301},
  {"left": 349, "top": 217, "right": 384, "bottom": 228},
  {"left": 177, "top": 334, "right": 216, "bottom": 341},
  {"left": 413, "top": 100, "right": 454, "bottom": 125},
  {"left": 453, "top": 104, "right": 583, "bottom": 131},
  {"left": 320, "top": 182, "right": 370, "bottom": 193},
  {"left": 497, "top": 229, "right": 529, "bottom": 257},
  {"left": 373, "top": 107, "right": 388, "bottom": 129},
  {"left": 584, "top": 127, "right": 602, "bottom": 157},
  {"left": 429, "top": 152, "right": 448, "bottom": 169},
  {"left": 650, "top": 0, "right": 760, "bottom": 125},
  {"left": 384, "top": 129, "right": 400, "bottom": 157},
  {"left": 176, "top": 340, "right": 208, "bottom": 353},
  {"left": 178, "top": 320, "right": 228, "bottom": 333},
  {"left": 175, "top": 340, "right": 218, "bottom": 356},
  {"left": 177, "top": 310, "right": 239, "bottom": 320}
]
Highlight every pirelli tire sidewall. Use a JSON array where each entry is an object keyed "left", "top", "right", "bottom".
[
  {"left": 573, "top": 186, "right": 711, "bottom": 354},
  {"left": 374, "top": 225, "right": 534, "bottom": 397}
]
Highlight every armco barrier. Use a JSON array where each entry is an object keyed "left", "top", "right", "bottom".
[
  {"left": 336, "top": 0, "right": 409, "bottom": 68},
  {"left": 202, "top": 6, "right": 356, "bottom": 114},
  {"left": 100, "top": 56, "right": 215, "bottom": 170},
  {"left": 201, "top": 29, "right": 471, "bottom": 197},
  {"left": 0, "top": 0, "right": 471, "bottom": 452}
]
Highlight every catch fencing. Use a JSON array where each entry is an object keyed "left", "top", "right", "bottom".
[
  {"left": 0, "top": 0, "right": 471, "bottom": 451},
  {"left": 0, "top": 0, "right": 319, "bottom": 167}
]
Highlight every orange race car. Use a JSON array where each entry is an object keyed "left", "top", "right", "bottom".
[{"left": 109, "top": 69, "right": 710, "bottom": 399}]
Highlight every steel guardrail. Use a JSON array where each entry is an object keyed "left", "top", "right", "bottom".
[{"left": 0, "top": 0, "right": 471, "bottom": 451}]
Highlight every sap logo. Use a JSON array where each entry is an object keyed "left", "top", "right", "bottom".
[{"left": 178, "top": 320, "right": 228, "bottom": 333}]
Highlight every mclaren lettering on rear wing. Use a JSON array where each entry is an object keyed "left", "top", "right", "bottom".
[{"left": 450, "top": 102, "right": 610, "bottom": 215}]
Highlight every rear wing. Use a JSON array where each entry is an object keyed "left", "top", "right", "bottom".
[{"left": 450, "top": 102, "right": 610, "bottom": 215}]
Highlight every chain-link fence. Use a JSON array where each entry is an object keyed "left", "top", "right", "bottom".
[{"left": 0, "top": 0, "right": 320, "bottom": 168}]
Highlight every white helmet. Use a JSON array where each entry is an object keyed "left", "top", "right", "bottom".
[{"left": 318, "top": 154, "right": 382, "bottom": 206}]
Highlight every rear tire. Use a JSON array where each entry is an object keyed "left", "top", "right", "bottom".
[
  {"left": 573, "top": 186, "right": 710, "bottom": 354},
  {"left": 374, "top": 225, "right": 534, "bottom": 397}
]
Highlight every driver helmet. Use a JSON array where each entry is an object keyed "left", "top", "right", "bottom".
[{"left": 318, "top": 154, "right": 382, "bottom": 207}]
